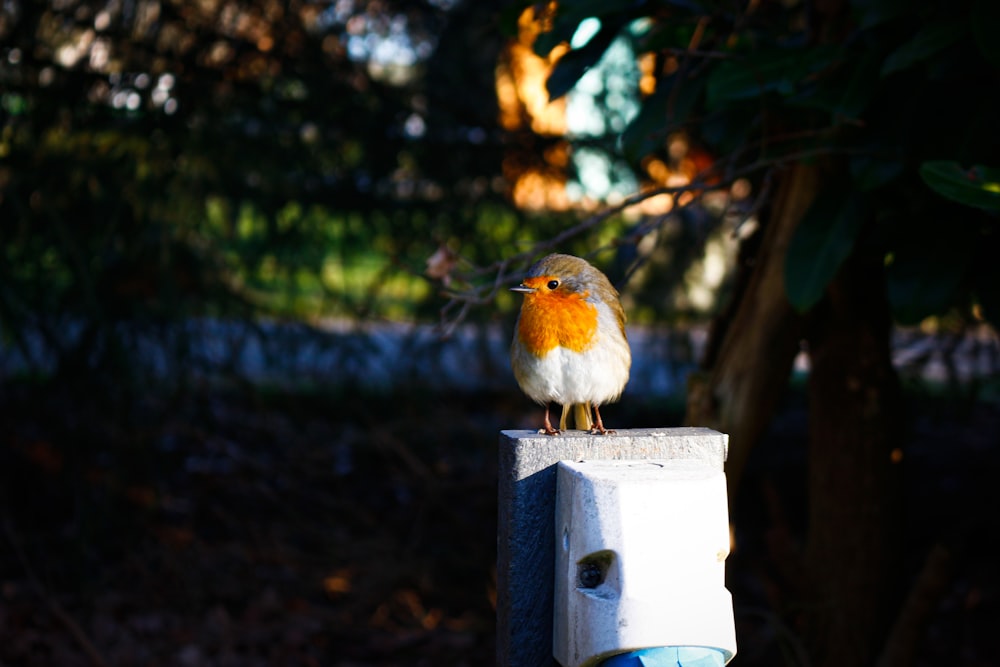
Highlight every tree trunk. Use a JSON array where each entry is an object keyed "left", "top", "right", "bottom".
[
  {"left": 685, "top": 162, "right": 817, "bottom": 497},
  {"left": 802, "top": 256, "right": 903, "bottom": 667},
  {"left": 686, "top": 160, "right": 905, "bottom": 667}
]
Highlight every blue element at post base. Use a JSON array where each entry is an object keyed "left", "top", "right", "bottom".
[{"left": 600, "top": 646, "right": 727, "bottom": 667}]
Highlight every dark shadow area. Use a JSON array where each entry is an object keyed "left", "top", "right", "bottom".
[
  {"left": 1, "top": 380, "right": 508, "bottom": 666},
  {"left": 1, "top": 372, "right": 997, "bottom": 665}
]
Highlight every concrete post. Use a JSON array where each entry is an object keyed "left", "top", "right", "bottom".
[{"left": 496, "top": 428, "right": 729, "bottom": 667}]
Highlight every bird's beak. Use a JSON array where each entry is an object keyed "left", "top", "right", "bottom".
[{"left": 510, "top": 284, "right": 535, "bottom": 294}]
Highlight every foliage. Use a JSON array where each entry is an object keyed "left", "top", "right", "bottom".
[
  {"left": 519, "top": 0, "right": 1000, "bottom": 327},
  {"left": 0, "top": 0, "right": 541, "bottom": 384}
]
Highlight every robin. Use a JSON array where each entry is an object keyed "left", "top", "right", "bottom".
[{"left": 509, "top": 253, "right": 631, "bottom": 435}]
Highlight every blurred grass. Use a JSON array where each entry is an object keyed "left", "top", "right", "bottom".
[{"left": 199, "top": 195, "right": 640, "bottom": 323}]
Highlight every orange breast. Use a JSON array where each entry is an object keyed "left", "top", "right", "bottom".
[{"left": 517, "top": 288, "right": 598, "bottom": 355}]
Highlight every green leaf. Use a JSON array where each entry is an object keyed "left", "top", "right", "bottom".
[
  {"left": 972, "top": 0, "right": 1000, "bottom": 68},
  {"left": 546, "top": 19, "right": 625, "bottom": 101},
  {"left": 700, "top": 105, "right": 753, "bottom": 154},
  {"left": 636, "top": 18, "right": 708, "bottom": 53},
  {"left": 785, "top": 48, "right": 876, "bottom": 118},
  {"left": 619, "top": 74, "right": 706, "bottom": 163},
  {"left": 498, "top": 1, "right": 532, "bottom": 38},
  {"left": 919, "top": 161, "right": 1000, "bottom": 211},
  {"left": 880, "top": 18, "right": 967, "bottom": 76},
  {"left": 850, "top": 0, "right": 910, "bottom": 29},
  {"left": 534, "top": 17, "right": 581, "bottom": 57},
  {"left": 784, "top": 191, "right": 868, "bottom": 311},
  {"left": 886, "top": 230, "right": 969, "bottom": 325},
  {"left": 533, "top": 1, "right": 627, "bottom": 57},
  {"left": 706, "top": 46, "right": 838, "bottom": 110},
  {"left": 834, "top": 50, "right": 881, "bottom": 120},
  {"left": 849, "top": 155, "right": 903, "bottom": 192}
]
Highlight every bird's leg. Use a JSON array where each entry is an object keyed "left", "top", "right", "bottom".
[
  {"left": 590, "top": 404, "right": 615, "bottom": 435},
  {"left": 541, "top": 403, "right": 561, "bottom": 436}
]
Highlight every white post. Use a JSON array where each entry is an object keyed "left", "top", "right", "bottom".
[
  {"left": 554, "top": 459, "right": 736, "bottom": 666},
  {"left": 496, "top": 428, "right": 734, "bottom": 667}
]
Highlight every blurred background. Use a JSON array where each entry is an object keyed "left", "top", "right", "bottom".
[{"left": 1, "top": 0, "right": 999, "bottom": 665}]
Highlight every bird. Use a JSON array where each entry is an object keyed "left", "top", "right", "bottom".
[{"left": 509, "top": 253, "right": 631, "bottom": 435}]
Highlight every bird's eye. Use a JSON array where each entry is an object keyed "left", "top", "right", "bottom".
[{"left": 547, "top": 280, "right": 559, "bottom": 290}]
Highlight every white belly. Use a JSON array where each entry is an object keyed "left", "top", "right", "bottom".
[{"left": 513, "top": 328, "right": 630, "bottom": 406}]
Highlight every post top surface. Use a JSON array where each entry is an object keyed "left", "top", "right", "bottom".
[
  {"left": 500, "top": 426, "right": 723, "bottom": 441},
  {"left": 499, "top": 427, "right": 729, "bottom": 475}
]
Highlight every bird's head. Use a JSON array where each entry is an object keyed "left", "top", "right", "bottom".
[{"left": 510, "top": 254, "right": 611, "bottom": 304}]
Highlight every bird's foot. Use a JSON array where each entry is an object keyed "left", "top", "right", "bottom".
[
  {"left": 540, "top": 404, "right": 561, "bottom": 435},
  {"left": 590, "top": 406, "right": 614, "bottom": 435}
]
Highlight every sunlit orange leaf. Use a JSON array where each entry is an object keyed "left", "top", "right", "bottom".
[
  {"left": 323, "top": 569, "right": 353, "bottom": 595},
  {"left": 22, "top": 440, "right": 63, "bottom": 474}
]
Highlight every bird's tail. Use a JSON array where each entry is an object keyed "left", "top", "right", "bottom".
[{"left": 560, "top": 403, "right": 593, "bottom": 431}]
